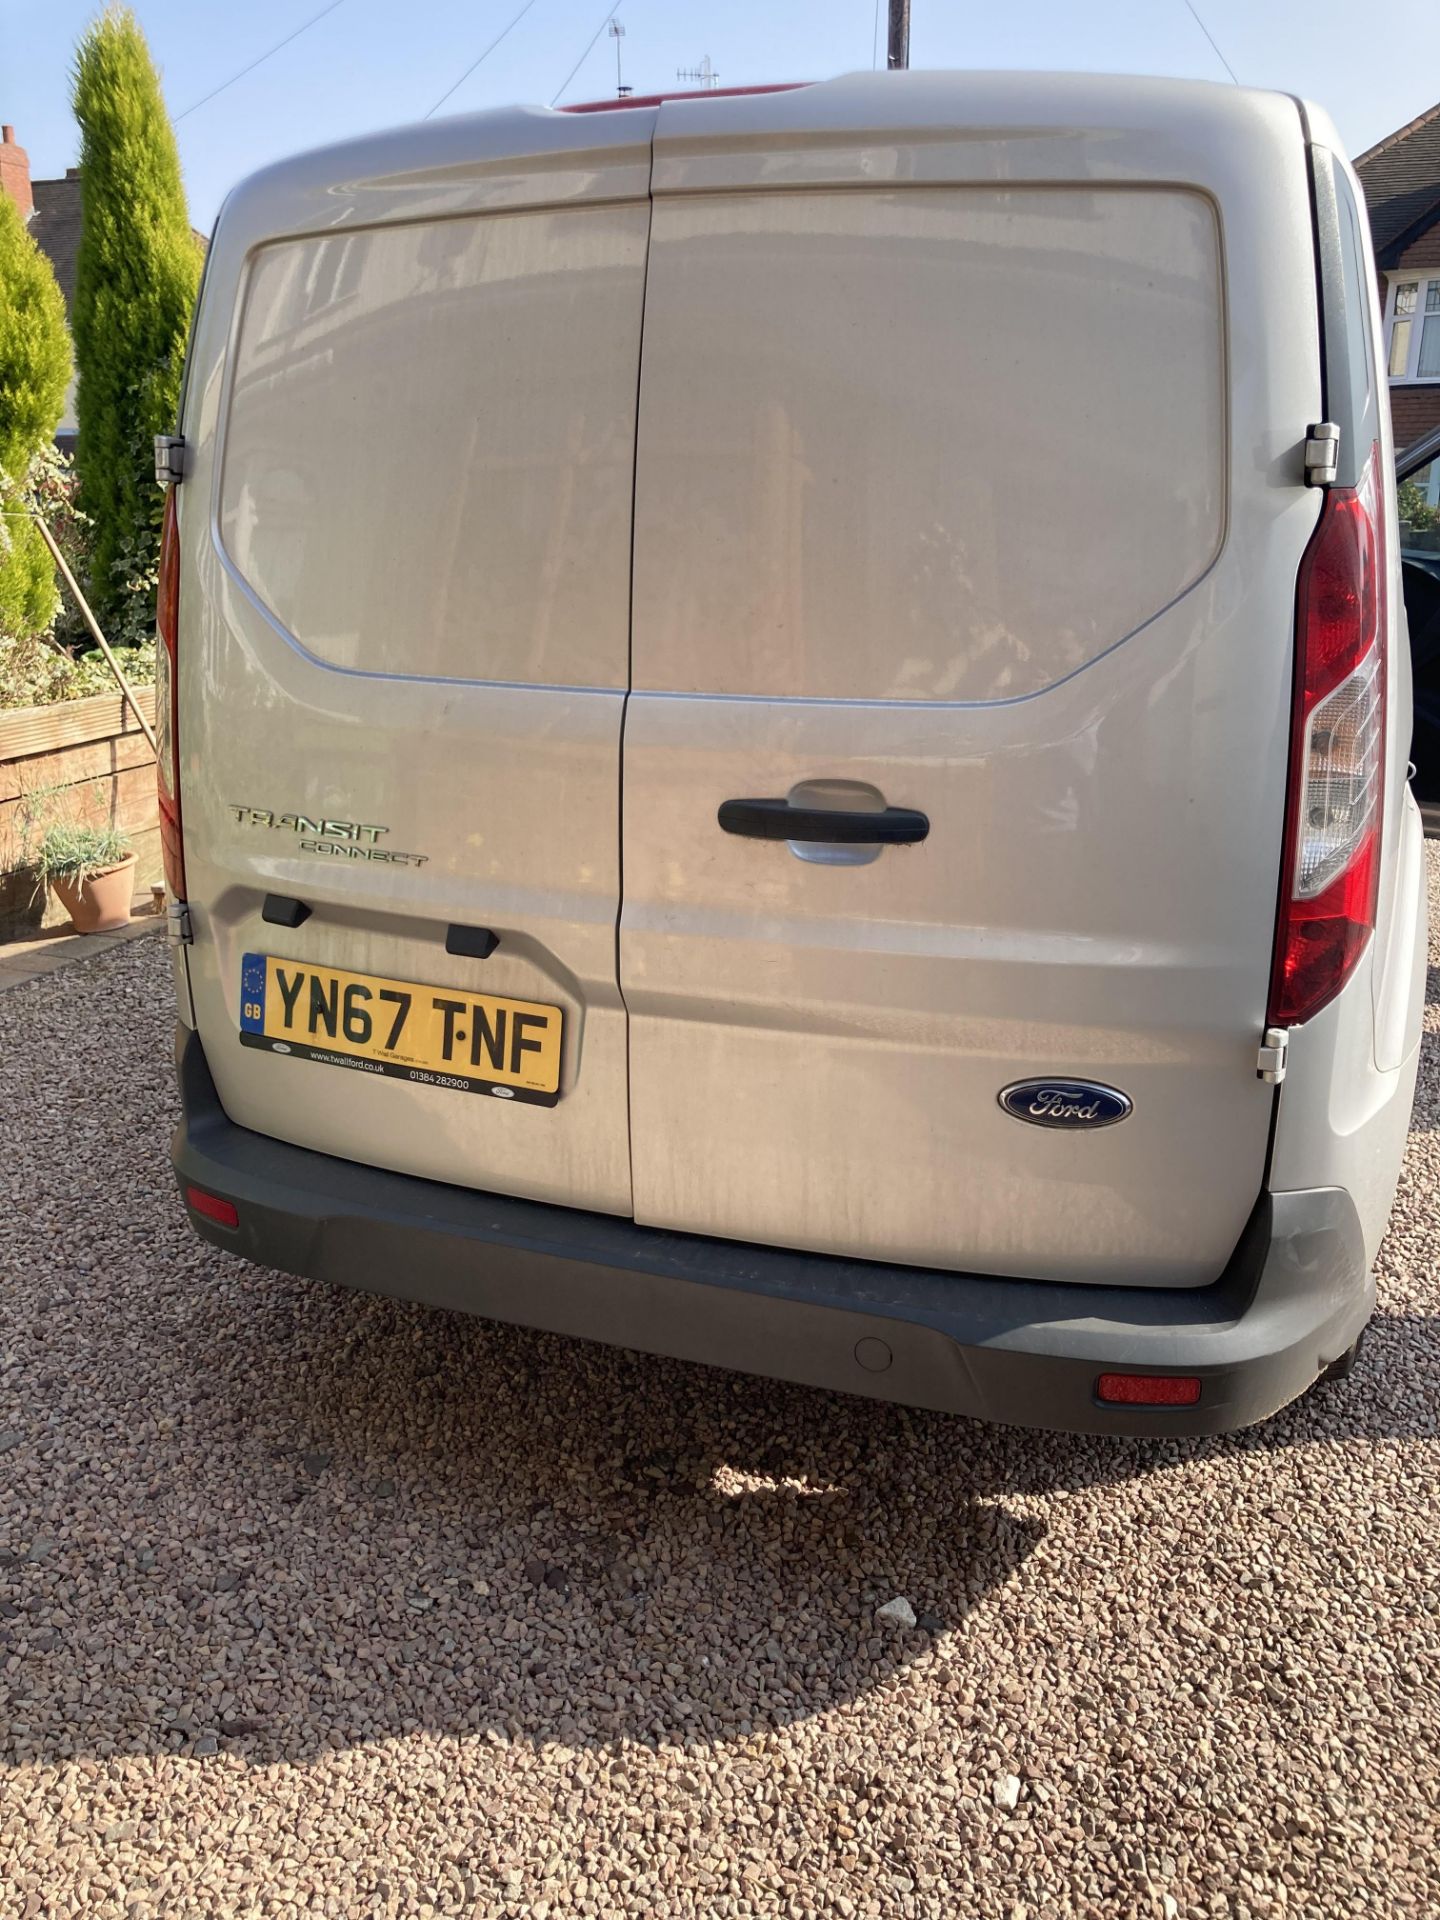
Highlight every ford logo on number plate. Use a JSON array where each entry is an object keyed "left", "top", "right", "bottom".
[{"left": 998, "top": 1079, "right": 1132, "bottom": 1129}]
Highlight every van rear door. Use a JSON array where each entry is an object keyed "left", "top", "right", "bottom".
[
  {"left": 620, "top": 76, "right": 1325, "bottom": 1285},
  {"left": 178, "top": 110, "right": 650, "bottom": 1211}
]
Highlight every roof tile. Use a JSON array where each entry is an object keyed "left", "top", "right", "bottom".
[{"left": 1355, "top": 101, "right": 1440, "bottom": 263}]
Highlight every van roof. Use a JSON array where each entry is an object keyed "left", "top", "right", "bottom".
[
  {"left": 561, "top": 83, "right": 808, "bottom": 114},
  {"left": 215, "top": 70, "right": 1320, "bottom": 253}
]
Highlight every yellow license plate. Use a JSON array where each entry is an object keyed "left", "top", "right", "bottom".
[{"left": 238, "top": 953, "right": 562, "bottom": 1105}]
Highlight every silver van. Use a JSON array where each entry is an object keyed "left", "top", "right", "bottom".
[{"left": 162, "top": 72, "right": 1429, "bottom": 1435}]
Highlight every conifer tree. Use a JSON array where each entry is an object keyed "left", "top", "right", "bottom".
[
  {"left": 0, "top": 189, "right": 71, "bottom": 636},
  {"left": 71, "top": 5, "right": 201, "bottom": 627}
]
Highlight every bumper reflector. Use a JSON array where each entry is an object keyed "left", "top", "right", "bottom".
[
  {"left": 1096, "top": 1372, "right": 1201, "bottom": 1407},
  {"left": 186, "top": 1185, "right": 239, "bottom": 1229}
]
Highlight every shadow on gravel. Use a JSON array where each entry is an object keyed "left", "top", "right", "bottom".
[
  {"left": 2, "top": 1236, "right": 1435, "bottom": 1772},
  {"left": 0, "top": 1262, "right": 1059, "bottom": 1769},
  {"left": 3, "top": 929, "right": 1437, "bottom": 1796}
]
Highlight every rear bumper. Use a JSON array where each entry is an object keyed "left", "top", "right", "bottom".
[{"left": 172, "top": 1027, "right": 1373, "bottom": 1437}]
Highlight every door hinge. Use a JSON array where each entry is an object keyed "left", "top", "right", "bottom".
[
  {"left": 1257, "top": 1026, "right": 1288, "bottom": 1084},
  {"left": 167, "top": 900, "right": 194, "bottom": 947},
  {"left": 154, "top": 434, "right": 186, "bottom": 485},
  {"left": 1303, "top": 422, "right": 1339, "bottom": 487}
]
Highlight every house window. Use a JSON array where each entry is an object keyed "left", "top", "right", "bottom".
[
  {"left": 1406, "top": 459, "right": 1440, "bottom": 509},
  {"left": 1385, "top": 276, "right": 1440, "bottom": 381}
]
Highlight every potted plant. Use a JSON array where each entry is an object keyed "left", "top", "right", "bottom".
[{"left": 35, "top": 821, "right": 136, "bottom": 934}]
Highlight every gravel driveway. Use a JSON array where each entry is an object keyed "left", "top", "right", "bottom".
[{"left": 2, "top": 855, "right": 1439, "bottom": 1920}]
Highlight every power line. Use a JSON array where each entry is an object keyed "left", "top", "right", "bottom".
[
  {"left": 549, "top": 6, "right": 617, "bottom": 108},
  {"left": 424, "top": 0, "right": 544, "bottom": 119},
  {"left": 175, "top": 0, "right": 349, "bottom": 123},
  {"left": 1181, "top": 0, "right": 1239, "bottom": 86},
  {"left": 871, "top": 0, "right": 881, "bottom": 70}
]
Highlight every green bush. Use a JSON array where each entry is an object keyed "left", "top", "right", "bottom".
[
  {"left": 0, "top": 509, "right": 59, "bottom": 638},
  {"left": 0, "top": 442, "right": 154, "bottom": 710},
  {"left": 71, "top": 5, "right": 201, "bottom": 626},
  {"left": 0, "top": 631, "right": 154, "bottom": 712},
  {"left": 0, "top": 187, "right": 72, "bottom": 639},
  {"left": 1398, "top": 477, "right": 1440, "bottom": 533},
  {"left": 27, "top": 444, "right": 95, "bottom": 651}
]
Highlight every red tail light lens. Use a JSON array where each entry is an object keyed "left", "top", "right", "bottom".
[
  {"left": 1096, "top": 1373, "right": 1202, "bottom": 1407},
  {"left": 1269, "top": 447, "right": 1386, "bottom": 1027},
  {"left": 156, "top": 485, "right": 186, "bottom": 899},
  {"left": 186, "top": 1186, "right": 239, "bottom": 1229}
]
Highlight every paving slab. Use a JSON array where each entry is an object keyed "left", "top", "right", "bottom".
[{"left": 0, "top": 905, "right": 164, "bottom": 990}]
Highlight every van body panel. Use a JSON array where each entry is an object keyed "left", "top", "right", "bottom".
[
  {"left": 1332, "top": 141, "right": 1419, "bottom": 1066},
  {"left": 213, "top": 104, "right": 656, "bottom": 239},
  {"left": 1266, "top": 117, "right": 1425, "bottom": 1251},
  {"left": 630, "top": 185, "right": 1225, "bottom": 705},
  {"left": 175, "top": 111, "right": 650, "bottom": 1211},
  {"left": 622, "top": 76, "right": 1324, "bottom": 1284},
  {"left": 218, "top": 205, "right": 646, "bottom": 688},
  {"left": 168, "top": 74, "right": 1428, "bottom": 1422},
  {"left": 1373, "top": 789, "right": 1428, "bottom": 1074},
  {"left": 1298, "top": 128, "right": 1416, "bottom": 1073},
  {"left": 620, "top": 585, "right": 1304, "bottom": 1286},
  {"left": 1267, "top": 908, "right": 1424, "bottom": 1272}
]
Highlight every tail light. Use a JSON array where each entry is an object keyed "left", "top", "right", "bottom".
[
  {"left": 1268, "top": 445, "right": 1386, "bottom": 1027},
  {"left": 156, "top": 485, "right": 185, "bottom": 899}
]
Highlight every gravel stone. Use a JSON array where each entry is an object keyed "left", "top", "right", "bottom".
[
  {"left": 2, "top": 860, "right": 1440, "bottom": 1917},
  {"left": 993, "top": 1772, "right": 1022, "bottom": 1811},
  {"left": 219, "top": 1717, "right": 265, "bottom": 1738},
  {"left": 875, "top": 1596, "right": 918, "bottom": 1629}
]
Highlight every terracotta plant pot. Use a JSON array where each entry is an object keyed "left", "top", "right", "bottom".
[{"left": 50, "top": 853, "right": 137, "bottom": 935}]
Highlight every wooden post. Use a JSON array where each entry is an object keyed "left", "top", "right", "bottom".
[
  {"left": 28, "top": 511, "right": 158, "bottom": 756},
  {"left": 887, "top": 0, "right": 911, "bottom": 69}
]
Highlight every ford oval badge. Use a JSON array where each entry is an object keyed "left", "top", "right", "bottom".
[{"left": 998, "top": 1079, "right": 1132, "bottom": 1129}]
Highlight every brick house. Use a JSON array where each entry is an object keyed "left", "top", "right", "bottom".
[
  {"left": 2, "top": 122, "right": 204, "bottom": 452},
  {"left": 1356, "top": 103, "right": 1440, "bottom": 500}
]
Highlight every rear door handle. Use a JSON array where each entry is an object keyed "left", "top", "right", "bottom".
[{"left": 717, "top": 798, "right": 930, "bottom": 845}]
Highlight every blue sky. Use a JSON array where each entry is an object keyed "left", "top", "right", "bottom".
[{"left": 4, "top": 0, "right": 1440, "bottom": 233}]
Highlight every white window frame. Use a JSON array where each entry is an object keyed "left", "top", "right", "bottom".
[
  {"left": 1383, "top": 272, "right": 1440, "bottom": 383},
  {"left": 1406, "top": 456, "right": 1440, "bottom": 509}
]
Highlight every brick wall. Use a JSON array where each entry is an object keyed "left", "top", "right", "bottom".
[
  {"left": 1390, "top": 386, "right": 1440, "bottom": 451},
  {"left": 1380, "top": 230, "right": 1440, "bottom": 453},
  {"left": 0, "top": 125, "right": 32, "bottom": 220}
]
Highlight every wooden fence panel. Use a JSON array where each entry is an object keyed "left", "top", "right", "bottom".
[
  {"left": 0, "top": 687, "right": 157, "bottom": 761},
  {"left": 0, "top": 687, "right": 162, "bottom": 940}
]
